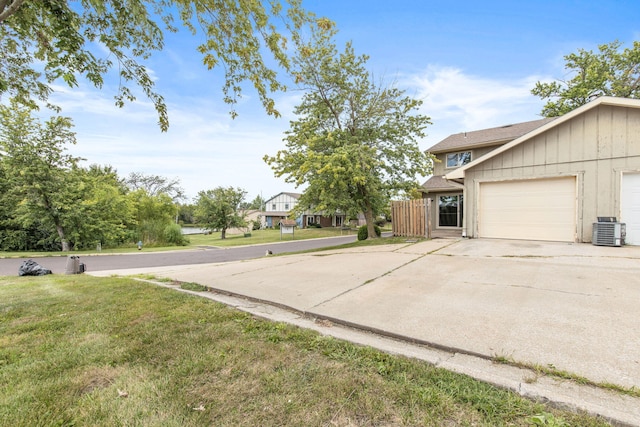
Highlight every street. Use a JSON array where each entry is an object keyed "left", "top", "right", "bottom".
[{"left": 0, "top": 235, "right": 361, "bottom": 276}]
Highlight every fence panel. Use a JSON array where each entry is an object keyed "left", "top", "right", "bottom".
[{"left": 391, "top": 199, "right": 430, "bottom": 238}]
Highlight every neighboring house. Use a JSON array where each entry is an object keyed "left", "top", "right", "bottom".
[
  {"left": 222, "top": 209, "right": 261, "bottom": 235},
  {"left": 425, "top": 96, "right": 640, "bottom": 244},
  {"left": 262, "top": 192, "right": 301, "bottom": 228},
  {"left": 262, "top": 191, "right": 347, "bottom": 228}
]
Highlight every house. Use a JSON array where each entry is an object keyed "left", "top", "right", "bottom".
[
  {"left": 422, "top": 96, "right": 640, "bottom": 245},
  {"left": 262, "top": 192, "right": 301, "bottom": 228},
  {"left": 262, "top": 192, "right": 346, "bottom": 228},
  {"left": 421, "top": 117, "right": 556, "bottom": 233}
]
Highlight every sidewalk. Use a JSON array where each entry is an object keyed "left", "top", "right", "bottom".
[{"left": 89, "top": 238, "right": 640, "bottom": 426}]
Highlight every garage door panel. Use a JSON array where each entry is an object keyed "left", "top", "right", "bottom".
[
  {"left": 621, "top": 173, "right": 640, "bottom": 245},
  {"left": 479, "top": 177, "right": 576, "bottom": 242}
]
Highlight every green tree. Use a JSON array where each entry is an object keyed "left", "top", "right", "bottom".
[
  {"left": 0, "top": 102, "right": 82, "bottom": 251},
  {"left": 0, "top": 0, "right": 319, "bottom": 130},
  {"left": 240, "top": 194, "right": 266, "bottom": 210},
  {"left": 264, "top": 25, "right": 434, "bottom": 239},
  {"left": 128, "top": 189, "right": 177, "bottom": 245},
  {"left": 195, "top": 186, "right": 247, "bottom": 239},
  {"left": 532, "top": 40, "right": 640, "bottom": 117},
  {"left": 66, "top": 165, "right": 136, "bottom": 249},
  {"left": 0, "top": 105, "right": 138, "bottom": 251}
]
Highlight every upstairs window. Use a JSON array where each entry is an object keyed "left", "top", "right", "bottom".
[
  {"left": 446, "top": 151, "right": 471, "bottom": 168},
  {"left": 271, "top": 204, "right": 276, "bottom": 210},
  {"left": 285, "top": 203, "right": 289, "bottom": 210}
]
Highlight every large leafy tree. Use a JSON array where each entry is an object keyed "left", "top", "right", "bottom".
[
  {"left": 264, "top": 25, "right": 434, "bottom": 239},
  {"left": 532, "top": 40, "right": 640, "bottom": 117},
  {"left": 0, "top": 104, "right": 137, "bottom": 250},
  {"left": 0, "top": 102, "right": 81, "bottom": 251},
  {"left": 0, "top": 0, "right": 318, "bottom": 130},
  {"left": 195, "top": 186, "right": 247, "bottom": 239}
]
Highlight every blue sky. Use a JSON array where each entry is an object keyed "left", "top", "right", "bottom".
[{"left": 49, "top": 0, "right": 640, "bottom": 202}]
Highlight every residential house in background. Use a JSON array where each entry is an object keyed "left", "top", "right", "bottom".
[
  {"left": 262, "top": 192, "right": 301, "bottom": 228},
  {"left": 262, "top": 192, "right": 347, "bottom": 228},
  {"left": 423, "top": 96, "right": 640, "bottom": 245}
]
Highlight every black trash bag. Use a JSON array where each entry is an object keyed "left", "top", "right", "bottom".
[{"left": 18, "top": 259, "right": 52, "bottom": 276}]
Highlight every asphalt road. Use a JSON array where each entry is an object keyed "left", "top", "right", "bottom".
[{"left": 0, "top": 235, "right": 362, "bottom": 276}]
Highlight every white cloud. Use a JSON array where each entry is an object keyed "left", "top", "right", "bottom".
[{"left": 405, "top": 66, "right": 549, "bottom": 147}]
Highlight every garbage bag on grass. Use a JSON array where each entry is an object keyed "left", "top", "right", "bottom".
[{"left": 18, "top": 259, "right": 52, "bottom": 276}]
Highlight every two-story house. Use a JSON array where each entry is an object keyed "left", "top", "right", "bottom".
[
  {"left": 421, "top": 117, "right": 555, "bottom": 235},
  {"left": 262, "top": 192, "right": 302, "bottom": 228},
  {"left": 422, "top": 97, "right": 640, "bottom": 245},
  {"left": 262, "top": 192, "right": 346, "bottom": 229}
]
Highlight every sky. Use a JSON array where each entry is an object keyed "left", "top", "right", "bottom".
[{"left": 47, "top": 0, "right": 640, "bottom": 203}]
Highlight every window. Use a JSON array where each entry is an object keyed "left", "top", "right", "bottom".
[
  {"left": 446, "top": 151, "right": 471, "bottom": 168},
  {"left": 285, "top": 203, "right": 289, "bottom": 210},
  {"left": 271, "top": 204, "right": 276, "bottom": 210},
  {"left": 438, "top": 194, "right": 463, "bottom": 227}
]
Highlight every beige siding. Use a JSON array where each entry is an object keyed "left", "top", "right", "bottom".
[{"left": 463, "top": 105, "right": 640, "bottom": 242}]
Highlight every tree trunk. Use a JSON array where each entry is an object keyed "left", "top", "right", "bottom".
[
  {"left": 221, "top": 228, "right": 226, "bottom": 239},
  {"left": 363, "top": 208, "right": 378, "bottom": 239},
  {"left": 55, "top": 224, "right": 71, "bottom": 251}
]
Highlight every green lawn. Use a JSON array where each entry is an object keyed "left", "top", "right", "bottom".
[
  {"left": 189, "top": 226, "right": 358, "bottom": 247},
  {"left": 0, "top": 275, "right": 611, "bottom": 426},
  {"left": 0, "top": 227, "right": 361, "bottom": 258}
]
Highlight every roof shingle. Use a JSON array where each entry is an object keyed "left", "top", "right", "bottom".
[{"left": 426, "top": 117, "right": 556, "bottom": 153}]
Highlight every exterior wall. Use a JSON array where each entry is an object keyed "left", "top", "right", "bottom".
[
  {"left": 432, "top": 146, "right": 500, "bottom": 176},
  {"left": 463, "top": 105, "right": 640, "bottom": 242},
  {"left": 265, "top": 193, "right": 299, "bottom": 213},
  {"left": 426, "top": 146, "right": 501, "bottom": 230}
]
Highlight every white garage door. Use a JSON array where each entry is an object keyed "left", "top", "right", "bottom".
[
  {"left": 478, "top": 177, "right": 576, "bottom": 242},
  {"left": 621, "top": 173, "right": 640, "bottom": 245}
]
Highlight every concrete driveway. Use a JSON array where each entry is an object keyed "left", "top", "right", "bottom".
[{"left": 90, "top": 237, "right": 640, "bottom": 424}]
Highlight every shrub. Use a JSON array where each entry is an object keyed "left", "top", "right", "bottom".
[
  {"left": 357, "top": 224, "right": 381, "bottom": 240},
  {"left": 374, "top": 217, "right": 387, "bottom": 227},
  {"left": 164, "top": 223, "right": 190, "bottom": 246}
]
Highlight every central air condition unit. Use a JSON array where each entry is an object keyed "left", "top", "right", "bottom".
[{"left": 592, "top": 222, "right": 626, "bottom": 247}]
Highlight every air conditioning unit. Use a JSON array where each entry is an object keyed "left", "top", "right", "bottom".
[{"left": 592, "top": 222, "right": 626, "bottom": 247}]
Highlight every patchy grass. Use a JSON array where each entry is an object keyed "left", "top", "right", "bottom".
[
  {"left": 493, "top": 356, "right": 640, "bottom": 399},
  {"left": 0, "top": 275, "right": 611, "bottom": 426}
]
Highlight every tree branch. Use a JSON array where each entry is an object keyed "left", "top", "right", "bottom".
[{"left": 0, "top": 0, "right": 27, "bottom": 23}]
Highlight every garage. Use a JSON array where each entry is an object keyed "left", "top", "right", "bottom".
[
  {"left": 621, "top": 173, "right": 640, "bottom": 245},
  {"left": 478, "top": 177, "right": 576, "bottom": 242}
]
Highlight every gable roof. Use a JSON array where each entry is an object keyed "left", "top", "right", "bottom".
[
  {"left": 421, "top": 175, "right": 462, "bottom": 192},
  {"left": 446, "top": 97, "right": 640, "bottom": 180},
  {"left": 427, "top": 117, "right": 556, "bottom": 154},
  {"left": 265, "top": 192, "right": 302, "bottom": 203}
]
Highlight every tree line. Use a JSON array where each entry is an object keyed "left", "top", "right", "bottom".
[{"left": 0, "top": 102, "right": 268, "bottom": 251}]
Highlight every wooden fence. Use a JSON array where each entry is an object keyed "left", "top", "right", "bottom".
[{"left": 391, "top": 199, "right": 431, "bottom": 238}]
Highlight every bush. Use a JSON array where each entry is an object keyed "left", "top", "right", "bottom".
[
  {"left": 164, "top": 223, "right": 190, "bottom": 246},
  {"left": 374, "top": 217, "right": 387, "bottom": 227},
  {"left": 357, "top": 224, "right": 381, "bottom": 240}
]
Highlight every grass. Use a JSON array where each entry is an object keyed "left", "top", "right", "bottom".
[
  {"left": 0, "top": 227, "right": 363, "bottom": 258},
  {"left": 188, "top": 226, "right": 359, "bottom": 247},
  {"left": 0, "top": 275, "right": 612, "bottom": 426}
]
